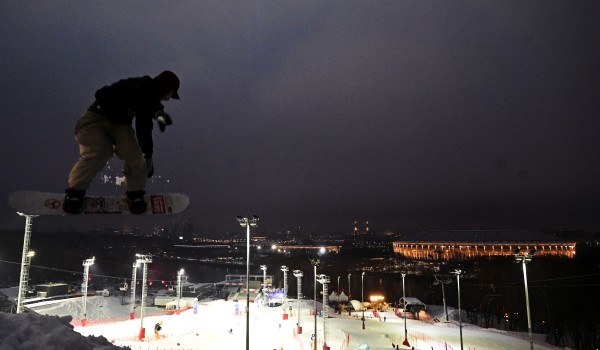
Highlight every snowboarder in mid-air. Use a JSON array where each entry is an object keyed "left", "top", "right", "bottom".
[{"left": 63, "top": 71, "right": 180, "bottom": 215}]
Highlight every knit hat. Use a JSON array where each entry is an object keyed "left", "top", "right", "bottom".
[{"left": 155, "top": 70, "right": 180, "bottom": 99}]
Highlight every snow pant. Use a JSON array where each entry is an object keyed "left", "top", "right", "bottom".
[{"left": 67, "top": 111, "right": 147, "bottom": 192}]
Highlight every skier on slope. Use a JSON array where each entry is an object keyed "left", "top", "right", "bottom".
[{"left": 63, "top": 71, "right": 180, "bottom": 215}]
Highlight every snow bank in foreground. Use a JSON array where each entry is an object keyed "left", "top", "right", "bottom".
[{"left": 0, "top": 313, "right": 127, "bottom": 350}]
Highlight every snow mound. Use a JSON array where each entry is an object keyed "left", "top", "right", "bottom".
[{"left": 0, "top": 313, "right": 127, "bottom": 350}]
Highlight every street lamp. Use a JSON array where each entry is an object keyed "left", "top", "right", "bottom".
[
  {"left": 293, "top": 270, "right": 303, "bottom": 334},
  {"left": 281, "top": 265, "right": 289, "bottom": 320},
  {"left": 135, "top": 254, "right": 152, "bottom": 340},
  {"left": 515, "top": 249, "right": 535, "bottom": 350},
  {"left": 81, "top": 257, "right": 95, "bottom": 326},
  {"left": 401, "top": 272, "right": 410, "bottom": 347},
  {"left": 337, "top": 276, "right": 340, "bottom": 294},
  {"left": 237, "top": 215, "right": 259, "bottom": 350},
  {"left": 451, "top": 269, "right": 464, "bottom": 350},
  {"left": 310, "top": 258, "right": 320, "bottom": 350},
  {"left": 361, "top": 272, "right": 365, "bottom": 330},
  {"left": 317, "top": 274, "right": 331, "bottom": 350}
]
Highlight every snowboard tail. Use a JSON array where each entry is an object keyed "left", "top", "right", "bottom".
[{"left": 8, "top": 191, "right": 189, "bottom": 216}]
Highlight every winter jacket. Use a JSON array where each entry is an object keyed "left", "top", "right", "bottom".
[{"left": 90, "top": 76, "right": 165, "bottom": 158}]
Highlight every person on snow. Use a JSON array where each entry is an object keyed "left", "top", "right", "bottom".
[
  {"left": 154, "top": 321, "right": 163, "bottom": 338},
  {"left": 63, "top": 71, "right": 180, "bottom": 214}
]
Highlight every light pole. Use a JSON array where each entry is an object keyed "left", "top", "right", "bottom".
[
  {"left": 237, "top": 215, "right": 259, "bottom": 350},
  {"left": 317, "top": 274, "right": 331, "bottom": 350},
  {"left": 451, "top": 269, "right": 464, "bottom": 350},
  {"left": 293, "top": 270, "right": 303, "bottom": 334},
  {"left": 361, "top": 272, "right": 365, "bottom": 330},
  {"left": 136, "top": 254, "right": 152, "bottom": 340},
  {"left": 281, "top": 265, "right": 289, "bottom": 320},
  {"left": 130, "top": 262, "right": 139, "bottom": 320},
  {"left": 16, "top": 212, "right": 37, "bottom": 314},
  {"left": 347, "top": 273, "right": 351, "bottom": 299},
  {"left": 177, "top": 268, "right": 185, "bottom": 310},
  {"left": 81, "top": 257, "right": 95, "bottom": 326},
  {"left": 337, "top": 276, "right": 340, "bottom": 294},
  {"left": 260, "top": 265, "right": 267, "bottom": 290},
  {"left": 310, "top": 258, "right": 320, "bottom": 350},
  {"left": 515, "top": 249, "right": 535, "bottom": 350},
  {"left": 401, "top": 272, "right": 410, "bottom": 347}
]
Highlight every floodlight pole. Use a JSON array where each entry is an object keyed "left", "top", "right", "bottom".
[
  {"left": 130, "top": 262, "right": 139, "bottom": 319},
  {"left": 293, "top": 270, "right": 303, "bottom": 334},
  {"left": 401, "top": 272, "right": 410, "bottom": 347},
  {"left": 237, "top": 215, "right": 259, "bottom": 350},
  {"left": 260, "top": 265, "right": 267, "bottom": 289},
  {"left": 16, "top": 213, "right": 37, "bottom": 314},
  {"left": 177, "top": 268, "right": 185, "bottom": 310},
  {"left": 281, "top": 265, "right": 289, "bottom": 319},
  {"left": 136, "top": 254, "right": 152, "bottom": 339},
  {"left": 317, "top": 274, "right": 331, "bottom": 350},
  {"left": 515, "top": 250, "right": 535, "bottom": 350},
  {"left": 347, "top": 273, "right": 351, "bottom": 299},
  {"left": 361, "top": 272, "right": 365, "bottom": 330},
  {"left": 452, "top": 269, "right": 464, "bottom": 350},
  {"left": 81, "top": 257, "right": 95, "bottom": 326},
  {"left": 310, "top": 258, "right": 320, "bottom": 350}
]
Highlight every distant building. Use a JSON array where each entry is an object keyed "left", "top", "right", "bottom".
[
  {"left": 393, "top": 230, "right": 576, "bottom": 260},
  {"left": 353, "top": 220, "right": 369, "bottom": 235}
]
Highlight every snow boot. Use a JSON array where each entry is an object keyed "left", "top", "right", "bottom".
[
  {"left": 126, "top": 190, "right": 147, "bottom": 214},
  {"left": 63, "top": 188, "right": 85, "bottom": 214}
]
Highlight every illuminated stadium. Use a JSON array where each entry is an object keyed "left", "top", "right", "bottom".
[{"left": 393, "top": 230, "right": 576, "bottom": 260}]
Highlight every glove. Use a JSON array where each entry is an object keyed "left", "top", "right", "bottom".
[
  {"left": 156, "top": 111, "right": 173, "bottom": 132},
  {"left": 146, "top": 158, "right": 154, "bottom": 178}
]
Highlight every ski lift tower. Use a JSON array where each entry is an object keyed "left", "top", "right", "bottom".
[
  {"left": 16, "top": 213, "right": 37, "bottom": 314},
  {"left": 135, "top": 254, "right": 152, "bottom": 339},
  {"left": 81, "top": 257, "right": 95, "bottom": 326},
  {"left": 293, "top": 269, "right": 303, "bottom": 334},
  {"left": 317, "top": 274, "right": 331, "bottom": 350},
  {"left": 433, "top": 275, "right": 452, "bottom": 322}
]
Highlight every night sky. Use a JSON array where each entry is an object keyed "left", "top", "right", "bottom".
[{"left": 1, "top": 1, "right": 600, "bottom": 235}]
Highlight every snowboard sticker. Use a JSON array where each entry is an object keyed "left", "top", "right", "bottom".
[{"left": 8, "top": 191, "right": 189, "bottom": 216}]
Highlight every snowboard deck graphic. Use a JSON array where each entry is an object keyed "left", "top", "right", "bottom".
[{"left": 8, "top": 191, "right": 189, "bottom": 216}]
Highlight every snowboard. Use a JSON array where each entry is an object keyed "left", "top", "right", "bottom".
[{"left": 8, "top": 191, "right": 189, "bottom": 216}]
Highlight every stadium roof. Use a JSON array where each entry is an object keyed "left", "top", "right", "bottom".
[{"left": 399, "top": 230, "right": 574, "bottom": 244}]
